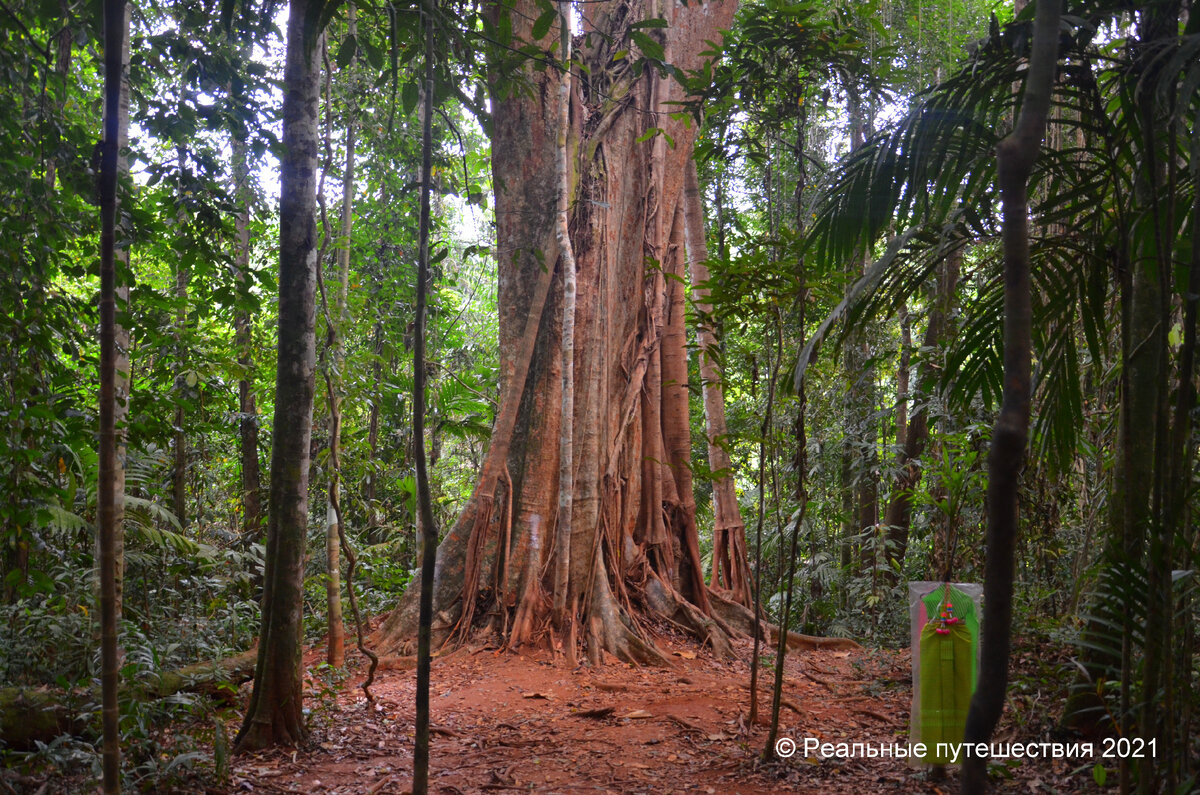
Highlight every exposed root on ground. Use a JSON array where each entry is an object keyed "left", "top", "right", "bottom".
[
  {"left": 642, "top": 576, "right": 736, "bottom": 660},
  {"left": 708, "top": 590, "right": 862, "bottom": 651}
]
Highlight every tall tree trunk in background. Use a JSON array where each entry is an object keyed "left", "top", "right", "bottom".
[
  {"left": 843, "top": 93, "right": 876, "bottom": 578},
  {"left": 98, "top": 2, "right": 129, "bottom": 790},
  {"left": 412, "top": 5, "right": 437, "bottom": 791},
  {"left": 365, "top": 322, "right": 384, "bottom": 544},
  {"left": 324, "top": 3, "right": 359, "bottom": 671},
  {"left": 375, "top": 0, "right": 739, "bottom": 663},
  {"left": 235, "top": 0, "right": 322, "bottom": 752},
  {"left": 685, "top": 162, "right": 751, "bottom": 608},
  {"left": 173, "top": 147, "right": 189, "bottom": 530},
  {"left": 112, "top": 1, "right": 131, "bottom": 631},
  {"left": 960, "top": 0, "right": 1058, "bottom": 785},
  {"left": 882, "top": 247, "right": 959, "bottom": 574},
  {"left": 767, "top": 102, "right": 811, "bottom": 751},
  {"left": 896, "top": 303, "right": 910, "bottom": 449},
  {"left": 766, "top": 314, "right": 804, "bottom": 758},
  {"left": 230, "top": 29, "right": 261, "bottom": 547},
  {"left": 232, "top": 137, "right": 262, "bottom": 545},
  {"left": 44, "top": 0, "right": 72, "bottom": 192}
]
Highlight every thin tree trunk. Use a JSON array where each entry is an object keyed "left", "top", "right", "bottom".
[
  {"left": 232, "top": 136, "right": 261, "bottom": 545},
  {"left": 173, "top": 146, "right": 189, "bottom": 530},
  {"left": 960, "top": 0, "right": 1059, "bottom": 785},
  {"left": 365, "top": 323, "right": 383, "bottom": 544},
  {"left": 44, "top": 0, "right": 71, "bottom": 191},
  {"left": 764, "top": 312, "right": 800, "bottom": 759},
  {"left": 684, "top": 161, "right": 750, "bottom": 607},
  {"left": 98, "top": 2, "right": 128, "bottom": 790},
  {"left": 896, "top": 303, "right": 910, "bottom": 450},
  {"left": 882, "top": 248, "right": 959, "bottom": 574},
  {"left": 412, "top": 5, "right": 438, "bottom": 791},
  {"left": 235, "top": 0, "right": 322, "bottom": 752},
  {"left": 747, "top": 326, "right": 776, "bottom": 727},
  {"left": 229, "top": 34, "right": 260, "bottom": 548},
  {"left": 322, "top": 6, "right": 360, "bottom": 669},
  {"left": 844, "top": 93, "right": 878, "bottom": 579}
]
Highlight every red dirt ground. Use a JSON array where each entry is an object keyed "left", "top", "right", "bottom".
[{"left": 226, "top": 627, "right": 1082, "bottom": 795}]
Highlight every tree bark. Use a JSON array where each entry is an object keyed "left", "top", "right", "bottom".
[
  {"left": 232, "top": 137, "right": 262, "bottom": 546},
  {"left": 375, "top": 0, "right": 739, "bottom": 664},
  {"left": 43, "top": 0, "right": 72, "bottom": 192},
  {"left": 235, "top": 0, "right": 322, "bottom": 752},
  {"left": 322, "top": 10, "right": 360, "bottom": 669},
  {"left": 844, "top": 92, "right": 878, "bottom": 580},
  {"left": 413, "top": 6, "right": 438, "bottom": 792},
  {"left": 960, "top": 0, "right": 1059, "bottom": 786},
  {"left": 896, "top": 303, "right": 910, "bottom": 450},
  {"left": 173, "top": 147, "right": 189, "bottom": 531},
  {"left": 552, "top": 0, "right": 577, "bottom": 635},
  {"left": 98, "top": 2, "right": 129, "bottom": 789},
  {"left": 684, "top": 161, "right": 751, "bottom": 608},
  {"left": 881, "top": 248, "right": 960, "bottom": 575}
]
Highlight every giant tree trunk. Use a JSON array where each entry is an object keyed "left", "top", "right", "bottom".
[
  {"left": 684, "top": 162, "right": 751, "bottom": 608},
  {"left": 375, "top": 0, "right": 738, "bottom": 664},
  {"left": 235, "top": 0, "right": 321, "bottom": 752}
]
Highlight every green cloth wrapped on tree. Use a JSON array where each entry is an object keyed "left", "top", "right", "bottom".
[
  {"left": 916, "top": 584, "right": 979, "bottom": 764},
  {"left": 918, "top": 619, "right": 974, "bottom": 763},
  {"left": 921, "top": 584, "right": 980, "bottom": 691}
]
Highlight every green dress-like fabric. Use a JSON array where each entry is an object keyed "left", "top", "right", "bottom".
[
  {"left": 921, "top": 584, "right": 980, "bottom": 690},
  {"left": 918, "top": 621, "right": 973, "bottom": 763},
  {"left": 917, "top": 585, "right": 979, "bottom": 764}
]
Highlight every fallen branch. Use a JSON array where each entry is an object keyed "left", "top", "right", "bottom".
[{"left": 0, "top": 648, "right": 257, "bottom": 748}]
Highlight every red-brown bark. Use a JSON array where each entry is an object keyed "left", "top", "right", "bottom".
[
  {"left": 684, "top": 162, "right": 751, "bottom": 607},
  {"left": 375, "top": 0, "right": 739, "bottom": 664}
]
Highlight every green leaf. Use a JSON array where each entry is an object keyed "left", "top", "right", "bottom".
[
  {"left": 532, "top": 10, "right": 556, "bottom": 42},
  {"left": 402, "top": 81, "right": 419, "bottom": 118},
  {"left": 630, "top": 31, "right": 665, "bottom": 61},
  {"left": 336, "top": 34, "right": 357, "bottom": 69}
]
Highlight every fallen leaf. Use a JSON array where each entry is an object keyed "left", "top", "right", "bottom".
[
  {"left": 595, "top": 682, "right": 629, "bottom": 693},
  {"left": 575, "top": 706, "right": 615, "bottom": 719},
  {"left": 620, "top": 709, "right": 654, "bottom": 719}
]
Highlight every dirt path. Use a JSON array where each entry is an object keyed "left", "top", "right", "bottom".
[{"left": 227, "top": 632, "right": 937, "bottom": 794}]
